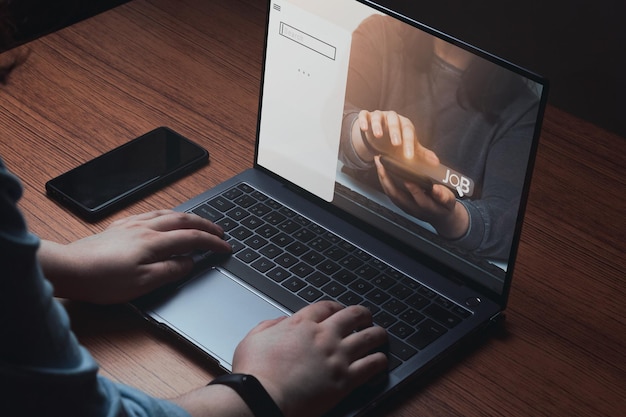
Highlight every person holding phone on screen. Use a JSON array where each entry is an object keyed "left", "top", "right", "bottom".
[{"left": 339, "top": 14, "right": 540, "bottom": 260}]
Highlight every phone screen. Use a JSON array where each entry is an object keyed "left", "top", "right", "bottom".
[{"left": 46, "top": 127, "right": 208, "bottom": 221}]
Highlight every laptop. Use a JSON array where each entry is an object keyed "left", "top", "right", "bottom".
[{"left": 133, "top": 0, "right": 548, "bottom": 415}]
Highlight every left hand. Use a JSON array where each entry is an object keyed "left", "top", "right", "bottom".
[
  {"left": 39, "top": 210, "right": 231, "bottom": 304},
  {"left": 374, "top": 157, "right": 469, "bottom": 239}
]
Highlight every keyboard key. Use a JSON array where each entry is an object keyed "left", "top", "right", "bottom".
[
  {"left": 251, "top": 258, "right": 275, "bottom": 273},
  {"left": 323, "top": 246, "right": 347, "bottom": 261},
  {"left": 309, "top": 237, "right": 332, "bottom": 252},
  {"left": 388, "top": 335, "right": 418, "bottom": 361},
  {"left": 301, "top": 250, "right": 323, "bottom": 266},
  {"left": 298, "top": 286, "right": 323, "bottom": 302},
  {"left": 407, "top": 319, "right": 447, "bottom": 349},
  {"left": 256, "top": 225, "right": 279, "bottom": 238},
  {"left": 355, "top": 264, "right": 379, "bottom": 280},
  {"left": 271, "top": 233, "right": 294, "bottom": 247},
  {"left": 371, "top": 274, "right": 395, "bottom": 290},
  {"left": 244, "top": 235, "right": 268, "bottom": 250},
  {"left": 339, "top": 255, "right": 363, "bottom": 270},
  {"left": 259, "top": 243, "right": 281, "bottom": 259},
  {"left": 365, "top": 288, "right": 391, "bottom": 305},
  {"left": 215, "top": 217, "right": 237, "bottom": 231},
  {"left": 333, "top": 269, "right": 357, "bottom": 285},
  {"left": 278, "top": 220, "right": 300, "bottom": 233},
  {"left": 405, "top": 294, "right": 430, "bottom": 310},
  {"left": 349, "top": 279, "right": 373, "bottom": 295},
  {"left": 290, "top": 262, "right": 314, "bottom": 278},
  {"left": 249, "top": 203, "right": 272, "bottom": 217},
  {"left": 317, "top": 260, "right": 340, "bottom": 275},
  {"left": 226, "top": 207, "right": 250, "bottom": 221},
  {"left": 275, "top": 253, "right": 298, "bottom": 268},
  {"left": 389, "top": 283, "right": 412, "bottom": 300},
  {"left": 293, "top": 228, "right": 315, "bottom": 242},
  {"left": 236, "top": 248, "right": 260, "bottom": 263},
  {"left": 267, "top": 267, "right": 290, "bottom": 283},
  {"left": 373, "top": 311, "right": 397, "bottom": 328},
  {"left": 389, "top": 321, "right": 415, "bottom": 339},
  {"left": 286, "top": 241, "right": 308, "bottom": 256},
  {"left": 383, "top": 299, "right": 408, "bottom": 315},
  {"left": 305, "top": 271, "right": 330, "bottom": 287},
  {"left": 282, "top": 277, "right": 307, "bottom": 292},
  {"left": 192, "top": 204, "right": 223, "bottom": 222},
  {"left": 230, "top": 226, "right": 253, "bottom": 241},
  {"left": 263, "top": 211, "right": 286, "bottom": 225},
  {"left": 424, "top": 304, "right": 462, "bottom": 328},
  {"left": 209, "top": 196, "right": 235, "bottom": 212},
  {"left": 322, "top": 282, "right": 347, "bottom": 297},
  {"left": 223, "top": 187, "right": 243, "bottom": 200},
  {"left": 233, "top": 194, "right": 256, "bottom": 208},
  {"left": 338, "top": 291, "right": 363, "bottom": 306},
  {"left": 241, "top": 215, "right": 263, "bottom": 230},
  {"left": 400, "top": 308, "right": 425, "bottom": 325}
]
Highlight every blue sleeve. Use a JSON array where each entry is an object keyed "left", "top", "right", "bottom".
[{"left": 0, "top": 158, "right": 190, "bottom": 417}]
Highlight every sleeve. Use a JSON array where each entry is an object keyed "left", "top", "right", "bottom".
[
  {"left": 339, "top": 15, "right": 388, "bottom": 170},
  {"left": 0, "top": 158, "right": 190, "bottom": 417},
  {"left": 452, "top": 94, "right": 540, "bottom": 259}
]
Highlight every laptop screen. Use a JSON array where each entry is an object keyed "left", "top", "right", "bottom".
[{"left": 256, "top": 0, "right": 547, "bottom": 298}]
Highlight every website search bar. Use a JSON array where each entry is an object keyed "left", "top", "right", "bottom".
[{"left": 279, "top": 22, "right": 336, "bottom": 60}]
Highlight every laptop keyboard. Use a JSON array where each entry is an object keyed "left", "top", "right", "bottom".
[{"left": 189, "top": 182, "right": 472, "bottom": 370}]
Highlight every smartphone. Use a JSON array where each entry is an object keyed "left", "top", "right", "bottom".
[
  {"left": 379, "top": 155, "right": 434, "bottom": 192},
  {"left": 362, "top": 131, "right": 474, "bottom": 197},
  {"left": 46, "top": 127, "right": 208, "bottom": 222}
]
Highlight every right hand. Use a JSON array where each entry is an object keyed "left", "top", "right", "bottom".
[
  {"left": 355, "top": 109, "right": 439, "bottom": 165},
  {"left": 232, "top": 301, "right": 389, "bottom": 417}
]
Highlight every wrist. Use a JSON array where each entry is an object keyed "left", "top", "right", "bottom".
[{"left": 208, "top": 374, "right": 284, "bottom": 417}]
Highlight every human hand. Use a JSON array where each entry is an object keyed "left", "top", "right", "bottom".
[
  {"left": 355, "top": 109, "right": 439, "bottom": 165},
  {"left": 374, "top": 157, "right": 469, "bottom": 239},
  {"left": 231, "top": 301, "right": 388, "bottom": 417},
  {"left": 39, "top": 210, "right": 231, "bottom": 304}
]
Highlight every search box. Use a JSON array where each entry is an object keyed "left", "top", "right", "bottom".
[{"left": 279, "top": 22, "right": 336, "bottom": 60}]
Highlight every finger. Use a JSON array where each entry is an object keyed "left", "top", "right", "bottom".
[
  {"left": 358, "top": 110, "right": 371, "bottom": 133},
  {"left": 322, "top": 305, "right": 374, "bottom": 337},
  {"left": 138, "top": 256, "right": 196, "bottom": 289},
  {"left": 247, "top": 316, "right": 288, "bottom": 335},
  {"left": 294, "top": 300, "right": 344, "bottom": 323},
  {"left": 430, "top": 184, "right": 457, "bottom": 210},
  {"left": 144, "top": 211, "right": 225, "bottom": 237},
  {"left": 346, "top": 351, "right": 388, "bottom": 388},
  {"left": 413, "top": 141, "right": 439, "bottom": 166},
  {"left": 383, "top": 111, "right": 402, "bottom": 146},
  {"left": 147, "top": 228, "right": 232, "bottom": 259},
  {"left": 374, "top": 156, "right": 400, "bottom": 197},
  {"left": 368, "top": 110, "right": 385, "bottom": 138},
  {"left": 398, "top": 116, "right": 416, "bottom": 159},
  {"left": 343, "top": 325, "right": 388, "bottom": 359}
]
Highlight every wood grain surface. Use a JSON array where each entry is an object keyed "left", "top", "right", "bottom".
[{"left": 0, "top": 1, "right": 623, "bottom": 416}]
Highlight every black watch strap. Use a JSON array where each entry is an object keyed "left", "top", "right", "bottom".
[{"left": 208, "top": 373, "right": 284, "bottom": 417}]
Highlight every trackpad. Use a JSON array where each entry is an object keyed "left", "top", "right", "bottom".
[{"left": 146, "top": 268, "right": 288, "bottom": 370}]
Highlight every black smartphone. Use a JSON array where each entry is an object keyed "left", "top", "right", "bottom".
[
  {"left": 362, "top": 131, "right": 475, "bottom": 197},
  {"left": 46, "top": 127, "right": 208, "bottom": 222},
  {"left": 379, "top": 155, "right": 434, "bottom": 192}
]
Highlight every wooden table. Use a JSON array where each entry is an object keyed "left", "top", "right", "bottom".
[{"left": 1, "top": 0, "right": 624, "bottom": 415}]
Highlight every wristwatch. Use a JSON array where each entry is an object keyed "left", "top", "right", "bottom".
[{"left": 207, "top": 373, "right": 284, "bottom": 417}]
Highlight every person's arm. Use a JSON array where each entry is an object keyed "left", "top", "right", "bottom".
[
  {"left": 38, "top": 210, "right": 231, "bottom": 304},
  {"left": 0, "top": 160, "right": 191, "bottom": 417},
  {"left": 2, "top": 160, "right": 388, "bottom": 417}
]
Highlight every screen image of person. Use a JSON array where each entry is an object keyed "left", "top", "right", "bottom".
[{"left": 338, "top": 14, "right": 541, "bottom": 261}]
